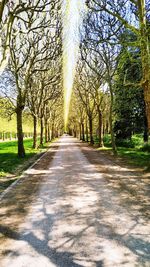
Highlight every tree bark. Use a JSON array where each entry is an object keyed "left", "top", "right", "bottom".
[
  {"left": 73, "top": 126, "right": 77, "bottom": 137},
  {"left": 16, "top": 106, "right": 25, "bottom": 157},
  {"left": 143, "top": 111, "right": 148, "bottom": 142},
  {"left": 138, "top": 0, "right": 150, "bottom": 134},
  {"left": 33, "top": 115, "right": 37, "bottom": 149},
  {"left": 51, "top": 123, "right": 54, "bottom": 140},
  {"left": 48, "top": 124, "right": 51, "bottom": 142},
  {"left": 89, "top": 114, "right": 94, "bottom": 145},
  {"left": 79, "top": 123, "right": 82, "bottom": 140},
  {"left": 108, "top": 81, "right": 117, "bottom": 155},
  {"left": 86, "top": 118, "right": 88, "bottom": 142},
  {"left": 45, "top": 118, "right": 48, "bottom": 143},
  {"left": 98, "top": 110, "right": 103, "bottom": 147},
  {"left": 82, "top": 122, "right": 85, "bottom": 141},
  {"left": 40, "top": 118, "right": 44, "bottom": 145}
]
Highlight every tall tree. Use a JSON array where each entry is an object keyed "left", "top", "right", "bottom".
[{"left": 86, "top": 0, "right": 150, "bottom": 133}]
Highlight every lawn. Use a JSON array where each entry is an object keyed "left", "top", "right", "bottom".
[
  {"left": 0, "top": 138, "right": 52, "bottom": 193},
  {"left": 0, "top": 139, "right": 50, "bottom": 177},
  {"left": 97, "top": 134, "right": 150, "bottom": 171}
]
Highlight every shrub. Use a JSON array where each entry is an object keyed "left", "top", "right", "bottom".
[
  {"left": 116, "top": 138, "right": 135, "bottom": 148},
  {"left": 140, "top": 143, "right": 150, "bottom": 152}
]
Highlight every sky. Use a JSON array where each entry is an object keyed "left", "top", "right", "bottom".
[{"left": 62, "top": 0, "right": 85, "bottom": 130}]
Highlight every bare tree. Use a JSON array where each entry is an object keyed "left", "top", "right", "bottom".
[{"left": 1, "top": 0, "right": 62, "bottom": 156}]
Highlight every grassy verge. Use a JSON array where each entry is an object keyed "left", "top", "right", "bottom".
[
  {"left": 0, "top": 139, "right": 52, "bottom": 193},
  {"left": 96, "top": 134, "right": 150, "bottom": 171}
]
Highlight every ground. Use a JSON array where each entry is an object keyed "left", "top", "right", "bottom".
[{"left": 0, "top": 136, "right": 149, "bottom": 267}]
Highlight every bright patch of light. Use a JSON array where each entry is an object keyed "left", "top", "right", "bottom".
[{"left": 62, "top": 0, "right": 85, "bottom": 130}]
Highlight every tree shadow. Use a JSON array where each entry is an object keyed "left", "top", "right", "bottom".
[{"left": 0, "top": 136, "right": 149, "bottom": 266}]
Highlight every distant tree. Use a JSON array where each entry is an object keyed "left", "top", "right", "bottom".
[{"left": 74, "top": 62, "right": 97, "bottom": 144}]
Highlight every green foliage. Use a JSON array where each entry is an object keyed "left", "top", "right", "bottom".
[
  {"left": 103, "top": 134, "right": 112, "bottom": 147},
  {"left": 140, "top": 143, "right": 150, "bottom": 153},
  {"left": 115, "top": 139, "right": 135, "bottom": 148},
  {"left": 114, "top": 33, "right": 147, "bottom": 140}
]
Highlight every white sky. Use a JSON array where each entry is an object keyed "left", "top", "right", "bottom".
[{"left": 62, "top": 0, "right": 85, "bottom": 129}]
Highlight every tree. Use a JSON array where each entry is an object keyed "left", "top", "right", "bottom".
[
  {"left": 74, "top": 62, "right": 97, "bottom": 144},
  {"left": 0, "top": 1, "right": 53, "bottom": 72},
  {"left": 86, "top": 0, "right": 150, "bottom": 134},
  {"left": 81, "top": 28, "right": 119, "bottom": 153},
  {"left": 0, "top": 0, "right": 62, "bottom": 156},
  {"left": 114, "top": 48, "right": 147, "bottom": 141}
]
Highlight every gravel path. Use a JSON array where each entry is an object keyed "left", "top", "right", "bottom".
[{"left": 0, "top": 136, "right": 150, "bottom": 267}]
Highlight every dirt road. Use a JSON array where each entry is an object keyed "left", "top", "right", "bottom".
[{"left": 0, "top": 136, "right": 149, "bottom": 267}]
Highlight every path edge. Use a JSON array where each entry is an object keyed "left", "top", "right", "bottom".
[{"left": 0, "top": 140, "right": 59, "bottom": 201}]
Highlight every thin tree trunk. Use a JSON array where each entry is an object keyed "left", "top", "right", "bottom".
[
  {"left": 16, "top": 107, "right": 25, "bottom": 157},
  {"left": 55, "top": 130, "right": 57, "bottom": 138},
  {"left": 143, "top": 86, "right": 150, "bottom": 135},
  {"left": 74, "top": 127, "right": 77, "bottom": 137},
  {"left": 79, "top": 123, "right": 82, "bottom": 140},
  {"left": 40, "top": 118, "right": 44, "bottom": 145},
  {"left": 48, "top": 124, "right": 51, "bottom": 142},
  {"left": 109, "top": 81, "right": 117, "bottom": 155},
  {"left": 82, "top": 122, "right": 85, "bottom": 141},
  {"left": 143, "top": 111, "right": 148, "bottom": 142},
  {"left": 137, "top": 0, "right": 150, "bottom": 134},
  {"left": 86, "top": 118, "right": 88, "bottom": 142},
  {"left": 45, "top": 118, "right": 48, "bottom": 143},
  {"left": 33, "top": 115, "right": 37, "bottom": 149},
  {"left": 51, "top": 123, "right": 54, "bottom": 139},
  {"left": 89, "top": 115, "right": 94, "bottom": 145},
  {"left": 98, "top": 110, "right": 103, "bottom": 147}
]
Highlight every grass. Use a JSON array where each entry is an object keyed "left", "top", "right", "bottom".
[
  {"left": 0, "top": 138, "right": 51, "bottom": 177},
  {"left": 117, "top": 147, "right": 150, "bottom": 170},
  {"left": 0, "top": 138, "right": 53, "bottom": 193},
  {"left": 97, "top": 134, "right": 150, "bottom": 171}
]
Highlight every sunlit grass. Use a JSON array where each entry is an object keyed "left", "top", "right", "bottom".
[
  {"left": 0, "top": 139, "right": 50, "bottom": 177},
  {"left": 96, "top": 134, "right": 150, "bottom": 170}
]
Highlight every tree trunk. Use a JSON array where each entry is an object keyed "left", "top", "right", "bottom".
[
  {"left": 86, "top": 118, "right": 88, "bottom": 142},
  {"left": 48, "top": 124, "right": 51, "bottom": 142},
  {"left": 138, "top": 0, "right": 150, "bottom": 134},
  {"left": 79, "top": 123, "right": 82, "bottom": 140},
  {"left": 55, "top": 130, "right": 57, "bottom": 138},
  {"left": 33, "top": 115, "right": 37, "bottom": 149},
  {"left": 143, "top": 111, "right": 148, "bottom": 142},
  {"left": 98, "top": 110, "right": 103, "bottom": 147},
  {"left": 74, "top": 128, "right": 76, "bottom": 137},
  {"left": 108, "top": 81, "right": 117, "bottom": 155},
  {"left": 82, "top": 122, "right": 85, "bottom": 141},
  {"left": 45, "top": 118, "right": 48, "bottom": 143},
  {"left": 51, "top": 123, "right": 54, "bottom": 139},
  {"left": 40, "top": 118, "right": 44, "bottom": 145},
  {"left": 109, "top": 106, "right": 117, "bottom": 154},
  {"left": 89, "top": 115, "right": 94, "bottom": 145},
  {"left": 16, "top": 107, "right": 25, "bottom": 157}
]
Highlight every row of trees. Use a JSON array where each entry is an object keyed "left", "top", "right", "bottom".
[
  {"left": 68, "top": 0, "right": 149, "bottom": 154},
  {"left": 0, "top": 0, "right": 149, "bottom": 157},
  {"left": 0, "top": 0, "right": 64, "bottom": 157}
]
